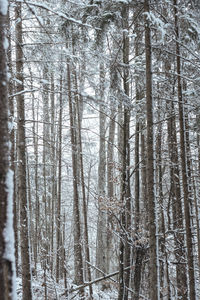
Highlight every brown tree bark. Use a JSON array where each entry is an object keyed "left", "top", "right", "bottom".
[
  {"left": 67, "top": 60, "right": 84, "bottom": 296},
  {"left": 167, "top": 92, "right": 187, "bottom": 299},
  {"left": 118, "top": 5, "right": 131, "bottom": 300},
  {"left": 106, "top": 64, "right": 116, "bottom": 275},
  {"left": 31, "top": 88, "right": 39, "bottom": 275},
  {"left": 76, "top": 88, "right": 93, "bottom": 298},
  {"left": 50, "top": 73, "right": 56, "bottom": 275},
  {"left": 174, "top": 1, "right": 196, "bottom": 298},
  {"left": 7, "top": 5, "right": 18, "bottom": 278},
  {"left": 96, "top": 62, "right": 107, "bottom": 280},
  {"left": 41, "top": 68, "right": 50, "bottom": 297},
  {"left": 0, "top": 3, "right": 15, "bottom": 299},
  {"left": 133, "top": 27, "right": 146, "bottom": 300},
  {"left": 144, "top": 1, "right": 158, "bottom": 299},
  {"left": 56, "top": 75, "right": 63, "bottom": 283},
  {"left": 15, "top": 3, "right": 32, "bottom": 300}
]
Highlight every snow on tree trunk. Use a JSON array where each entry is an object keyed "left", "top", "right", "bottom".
[{"left": 0, "top": 0, "right": 16, "bottom": 298}]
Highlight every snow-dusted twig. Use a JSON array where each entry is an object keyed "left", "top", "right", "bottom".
[
  {"left": 9, "top": 89, "right": 38, "bottom": 98},
  {"left": 14, "top": 0, "right": 101, "bottom": 30}
]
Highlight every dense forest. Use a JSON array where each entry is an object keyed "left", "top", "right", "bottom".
[{"left": 0, "top": 0, "right": 200, "bottom": 299}]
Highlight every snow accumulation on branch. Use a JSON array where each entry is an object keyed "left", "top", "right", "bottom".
[
  {"left": 15, "top": 0, "right": 101, "bottom": 30},
  {"left": 9, "top": 88, "right": 38, "bottom": 98},
  {"left": 0, "top": 0, "right": 8, "bottom": 15}
]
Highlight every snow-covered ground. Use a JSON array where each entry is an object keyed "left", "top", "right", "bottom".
[{"left": 16, "top": 273, "right": 119, "bottom": 299}]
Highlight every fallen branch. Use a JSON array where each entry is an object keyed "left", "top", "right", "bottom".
[
  {"left": 86, "top": 261, "right": 118, "bottom": 284},
  {"left": 63, "top": 265, "right": 134, "bottom": 295},
  {"left": 86, "top": 262, "right": 135, "bottom": 294}
]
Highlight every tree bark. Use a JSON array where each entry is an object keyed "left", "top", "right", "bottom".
[
  {"left": 0, "top": 3, "right": 15, "bottom": 298},
  {"left": 96, "top": 63, "right": 107, "bottom": 280},
  {"left": 106, "top": 64, "right": 116, "bottom": 275},
  {"left": 144, "top": 1, "right": 159, "bottom": 299},
  {"left": 15, "top": 3, "right": 32, "bottom": 300},
  {"left": 67, "top": 60, "right": 84, "bottom": 296},
  {"left": 167, "top": 89, "right": 187, "bottom": 299},
  {"left": 133, "top": 27, "right": 146, "bottom": 300},
  {"left": 76, "top": 83, "right": 93, "bottom": 298},
  {"left": 7, "top": 5, "right": 18, "bottom": 278},
  {"left": 56, "top": 75, "right": 63, "bottom": 283},
  {"left": 50, "top": 73, "right": 56, "bottom": 275},
  {"left": 31, "top": 87, "right": 39, "bottom": 275},
  {"left": 174, "top": 1, "right": 196, "bottom": 298},
  {"left": 118, "top": 5, "right": 131, "bottom": 300}
]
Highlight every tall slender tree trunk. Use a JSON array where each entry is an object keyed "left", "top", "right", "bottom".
[
  {"left": 50, "top": 73, "right": 56, "bottom": 275},
  {"left": 56, "top": 75, "right": 63, "bottom": 283},
  {"left": 96, "top": 63, "right": 107, "bottom": 280},
  {"left": 7, "top": 5, "right": 18, "bottom": 278},
  {"left": 123, "top": 11, "right": 131, "bottom": 300},
  {"left": 15, "top": 3, "right": 32, "bottom": 300},
  {"left": 196, "top": 116, "right": 200, "bottom": 277},
  {"left": 107, "top": 64, "right": 116, "bottom": 274},
  {"left": 167, "top": 92, "right": 187, "bottom": 299},
  {"left": 133, "top": 28, "right": 146, "bottom": 300},
  {"left": 174, "top": 1, "right": 196, "bottom": 298},
  {"left": 144, "top": 1, "right": 159, "bottom": 299},
  {"left": 118, "top": 6, "right": 131, "bottom": 300},
  {"left": 0, "top": 3, "right": 16, "bottom": 298},
  {"left": 27, "top": 155, "right": 33, "bottom": 262},
  {"left": 42, "top": 69, "right": 50, "bottom": 297},
  {"left": 155, "top": 108, "right": 169, "bottom": 299},
  {"left": 32, "top": 90, "right": 39, "bottom": 275},
  {"left": 67, "top": 60, "right": 84, "bottom": 296},
  {"left": 76, "top": 85, "right": 93, "bottom": 298}
]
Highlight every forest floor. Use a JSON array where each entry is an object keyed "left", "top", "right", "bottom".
[{"left": 16, "top": 274, "right": 119, "bottom": 299}]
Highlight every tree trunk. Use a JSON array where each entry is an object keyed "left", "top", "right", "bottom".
[
  {"left": 76, "top": 80, "right": 93, "bottom": 297},
  {"left": 144, "top": 1, "right": 159, "bottom": 299},
  {"left": 133, "top": 27, "right": 146, "bottom": 300},
  {"left": 32, "top": 88, "right": 39, "bottom": 275},
  {"left": 96, "top": 63, "right": 107, "bottom": 280},
  {"left": 167, "top": 90, "right": 187, "bottom": 299},
  {"left": 15, "top": 3, "right": 32, "bottom": 300},
  {"left": 50, "top": 73, "right": 56, "bottom": 275},
  {"left": 41, "top": 68, "right": 50, "bottom": 295},
  {"left": 106, "top": 64, "right": 116, "bottom": 275},
  {"left": 7, "top": 5, "right": 18, "bottom": 278},
  {"left": 118, "top": 6, "right": 131, "bottom": 300},
  {"left": 174, "top": 1, "right": 196, "bottom": 298},
  {"left": 0, "top": 3, "right": 16, "bottom": 298},
  {"left": 67, "top": 60, "right": 84, "bottom": 296},
  {"left": 56, "top": 75, "right": 63, "bottom": 283}
]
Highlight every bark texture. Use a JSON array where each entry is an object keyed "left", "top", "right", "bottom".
[
  {"left": 174, "top": 1, "right": 196, "bottom": 298},
  {"left": 15, "top": 3, "right": 32, "bottom": 300},
  {"left": 0, "top": 5, "right": 15, "bottom": 299},
  {"left": 96, "top": 63, "right": 107, "bottom": 279},
  {"left": 67, "top": 61, "right": 84, "bottom": 296},
  {"left": 144, "top": 1, "right": 158, "bottom": 299}
]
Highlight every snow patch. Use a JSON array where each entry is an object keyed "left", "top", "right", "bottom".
[
  {"left": 3, "top": 169, "right": 17, "bottom": 300},
  {"left": 3, "top": 169, "right": 14, "bottom": 261},
  {"left": 3, "top": 36, "right": 9, "bottom": 50},
  {"left": 144, "top": 11, "right": 168, "bottom": 44},
  {"left": 0, "top": 0, "right": 8, "bottom": 15}
]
